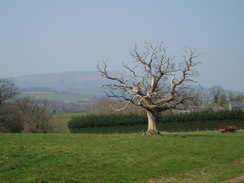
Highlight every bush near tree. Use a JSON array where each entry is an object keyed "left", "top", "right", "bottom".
[
  {"left": 0, "top": 105, "right": 23, "bottom": 133},
  {"left": 13, "top": 97, "right": 53, "bottom": 133}
]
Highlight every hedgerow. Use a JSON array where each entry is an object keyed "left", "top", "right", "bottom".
[{"left": 68, "top": 110, "right": 244, "bottom": 133}]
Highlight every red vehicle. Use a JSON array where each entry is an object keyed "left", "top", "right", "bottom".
[{"left": 219, "top": 125, "right": 237, "bottom": 133}]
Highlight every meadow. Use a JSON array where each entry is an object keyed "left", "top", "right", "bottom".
[
  {"left": 21, "top": 91, "right": 96, "bottom": 104},
  {"left": 0, "top": 131, "right": 244, "bottom": 183},
  {"left": 51, "top": 112, "right": 85, "bottom": 133}
]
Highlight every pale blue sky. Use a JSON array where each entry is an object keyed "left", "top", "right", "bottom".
[{"left": 0, "top": 0, "right": 244, "bottom": 91}]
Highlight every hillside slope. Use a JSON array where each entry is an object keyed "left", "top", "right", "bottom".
[
  {"left": 9, "top": 71, "right": 110, "bottom": 95},
  {"left": 8, "top": 71, "right": 244, "bottom": 101}
]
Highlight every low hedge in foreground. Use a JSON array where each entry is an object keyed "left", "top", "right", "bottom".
[{"left": 68, "top": 110, "right": 244, "bottom": 133}]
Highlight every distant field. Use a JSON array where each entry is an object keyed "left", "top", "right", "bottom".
[
  {"left": 21, "top": 91, "right": 96, "bottom": 103},
  {"left": 0, "top": 131, "right": 243, "bottom": 183}
]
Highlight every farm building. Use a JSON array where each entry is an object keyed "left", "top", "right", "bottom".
[{"left": 229, "top": 101, "right": 244, "bottom": 111}]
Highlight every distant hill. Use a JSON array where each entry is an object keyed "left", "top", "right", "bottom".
[
  {"left": 9, "top": 71, "right": 113, "bottom": 95},
  {"left": 8, "top": 71, "right": 244, "bottom": 102}
]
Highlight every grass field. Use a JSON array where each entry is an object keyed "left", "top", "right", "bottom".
[
  {"left": 0, "top": 131, "right": 244, "bottom": 183},
  {"left": 51, "top": 112, "right": 85, "bottom": 133},
  {"left": 53, "top": 112, "right": 86, "bottom": 118},
  {"left": 21, "top": 91, "right": 96, "bottom": 104}
]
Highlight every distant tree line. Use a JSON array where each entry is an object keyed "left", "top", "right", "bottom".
[
  {"left": 0, "top": 78, "right": 53, "bottom": 133},
  {"left": 209, "top": 85, "right": 244, "bottom": 105},
  {"left": 50, "top": 100, "right": 90, "bottom": 113}
]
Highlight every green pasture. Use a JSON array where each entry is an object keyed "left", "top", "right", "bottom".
[
  {"left": 0, "top": 131, "right": 244, "bottom": 183},
  {"left": 21, "top": 92, "right": 95, "bottom": 103},
  {"left": 51, "top": 112, "right": 85, "bottom": 133},
  {"left": 53, "top": 112, "right": 86, "bottom": 118}
]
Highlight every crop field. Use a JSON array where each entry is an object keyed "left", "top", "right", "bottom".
[{"left": 0, "top": 131, "right": 244, "bottom": 183}]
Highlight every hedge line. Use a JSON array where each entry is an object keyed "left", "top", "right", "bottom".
[{"left": 68, "top": 110, "right": 244, "bottom": 133}]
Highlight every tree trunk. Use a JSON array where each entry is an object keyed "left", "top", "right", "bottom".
[{"left": 146, "top": 110, "right": 160, "bottom": 135}]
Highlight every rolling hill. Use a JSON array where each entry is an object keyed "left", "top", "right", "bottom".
[
  {"left": 8, "top": 71, "right": 115, "bottom": 112},
  {"left": 8, "top": 71, "right": 244, "bottom": 104},
  {"left": 9, "top": 71, "right": 110, "bottom": 95},
  {"left": 9, "top": 71, "right": 104, "bottom": 88}
]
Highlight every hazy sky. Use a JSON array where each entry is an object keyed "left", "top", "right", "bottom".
[{"left": 1, "top": 0, "right": 244, "bottom": 91}]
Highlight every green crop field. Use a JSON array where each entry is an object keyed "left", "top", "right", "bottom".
[{"left": 0, "top": 131, "right": 244, "bottom": 183}]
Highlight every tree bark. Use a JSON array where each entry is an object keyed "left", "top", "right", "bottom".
[{"left": 146, "top": 110, "right": 160, "bottom": 135}]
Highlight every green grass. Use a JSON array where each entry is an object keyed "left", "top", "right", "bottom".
[
  {"left": 51, "top": 112, "right": 85, "bottom": 133},
  {"left": 21, "top": 92, "right": 96, "bottom": 103},
  {"left": 0, "top": 131, "right": 244, "bottom": 183},
  {"left": 53, "top": 112, "right": 86, "bottom": 118}
]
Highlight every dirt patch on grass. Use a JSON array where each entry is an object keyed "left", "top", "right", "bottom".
[
  {"left": 223, "top": 174, "right": 244, "bottom": 183},
  {"left": 223, "top": 159, "right": 244, "bottom": 183},
  {"left": 145, "top": 177, "right": 176, "bottom": 183},
  {"left": 144, "top": 158, "right": 244, "bottom": 183},
  {"left": 233, "top": 158, "right": 244, "bottom": 164}
]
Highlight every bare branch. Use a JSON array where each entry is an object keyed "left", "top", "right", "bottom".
[
  {"left": 97, "top": 62, "right": 124, "bottom": 84},
  {"left": 109, "top": 101, "right": 131, "bottom": 112},
  {"left": 98, "top": 42, "right": 202, "bottom": 115}
]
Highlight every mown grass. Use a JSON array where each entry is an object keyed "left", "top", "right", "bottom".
[{"left": 0, "top": 131, "right": 243, "bottom": 183}]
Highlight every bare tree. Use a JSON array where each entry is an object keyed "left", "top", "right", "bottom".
[
  {"left": 97, "top": 42, "right": 202, "bottom": 135},
  {"left": 210, "top": 85, "right": 224, "bottom": 103},
  {"left": 231, "top": 94, "right": 244, "bottom": 102},
  {"left": 0, "top": 78, "right": 19, "bottom": 106},
  {"left": 0, "top": 79, "right": 21, "bottom": 132},
  {"left": 228, "top": 90, "right": 234, "bottom": 102},
  {"left": 14, "top": 97, "right": 52, "bottom": 133},
  {"left": 0, "top": 104, "right": 23, "bottom": 133}
]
